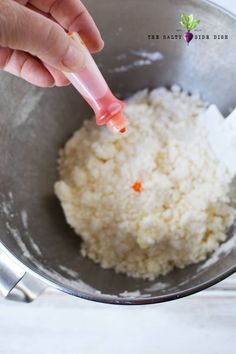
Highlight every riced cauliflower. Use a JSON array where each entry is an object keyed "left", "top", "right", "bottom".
[{"left": 55, "top": 86, "right": 236, "bottom": 280}]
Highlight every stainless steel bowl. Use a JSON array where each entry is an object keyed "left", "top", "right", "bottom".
[{"left": 1, "top": 0, "right": 236, "bottom": 304}]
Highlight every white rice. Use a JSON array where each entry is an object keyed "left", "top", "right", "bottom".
[{"left": 55, "top": 86, "right": 236, "bottom": 280}]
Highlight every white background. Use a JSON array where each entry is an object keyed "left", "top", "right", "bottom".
[{"left": 1, "top": 1, "right": 236, "bottom": 354}]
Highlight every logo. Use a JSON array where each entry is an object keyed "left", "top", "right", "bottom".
[
  {"left": 147, "top": 13, "right": 229, "bottom": 44},
  {"left": 180, "top": 14, "right": 200, "bottom": 45}
]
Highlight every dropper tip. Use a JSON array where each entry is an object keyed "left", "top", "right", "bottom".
[{"left": 106, "top": 111, "right": 128, "bottom": 134}]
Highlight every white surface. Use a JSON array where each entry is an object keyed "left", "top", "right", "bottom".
[
  {"left": 213, "top": 0, "right": 236, "bottom": 12},
  {"left": 0, "top": 276, "right": 236, "bottom": 354},
  {"left": 1, "top": 1, "right": 236, "bottom": 354}
]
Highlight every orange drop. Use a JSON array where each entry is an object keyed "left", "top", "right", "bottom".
[
  {"left": 120, "top": 127, "right": 126, "bottom": 133},
  {"left": 132, "top": 182, "right": 142, "bottom": 193}
]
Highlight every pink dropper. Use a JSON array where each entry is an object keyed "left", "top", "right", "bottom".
[{"left": 63, "top": 32, "right": 128, "bottom": 134}]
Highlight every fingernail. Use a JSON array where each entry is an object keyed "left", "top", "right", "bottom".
[
  {"left": 62, "top": 43, "right": 85, "bottom": 72},
  {"left": 101, "top": 39, "right": 105, "bottom": 49}
]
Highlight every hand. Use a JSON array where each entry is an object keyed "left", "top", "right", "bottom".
[{"left": 0, "top": 0, "right": 104, "bottom": 87}]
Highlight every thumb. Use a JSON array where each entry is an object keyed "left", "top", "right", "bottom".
[{"left": 0, "top": 0, "right": 85, "bottom": 72}]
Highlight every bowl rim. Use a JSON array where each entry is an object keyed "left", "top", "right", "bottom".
[{"left": 1, "top": 240, "right": 236, "bottom": 305}]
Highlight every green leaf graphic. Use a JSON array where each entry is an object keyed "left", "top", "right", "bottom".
[
  {"left": 190, "top": 19, "right": 200, "bottom": 30},
  {"left": 188, "top": 14, "right": 194, "bottom": 24},
  {"left": 180, "top": 14, "right": 200, "bottom": 31}
]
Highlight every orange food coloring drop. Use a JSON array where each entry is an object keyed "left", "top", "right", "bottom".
[
  {"left": 132, "top": 182, "right": 142, "bottom": 193},
  {"left": 120, "top": 127, "right": 126, "bottom": 133}
]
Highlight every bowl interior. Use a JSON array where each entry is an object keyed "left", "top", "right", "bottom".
[{"left": 1, "top": 0, "right": 236, "bottom": 303}]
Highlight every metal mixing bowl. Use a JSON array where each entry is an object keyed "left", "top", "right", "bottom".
[{"left": 1, "top": 0, "right": 236, "bottom": 304}]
